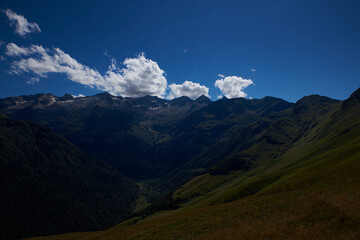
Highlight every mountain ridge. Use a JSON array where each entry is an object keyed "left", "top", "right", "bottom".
[
  {"left": 1, "top": 88, "right": 360, "bottom": 239},
  {"left": 23, "top": 86, "right": 360, "bottom": 240}
]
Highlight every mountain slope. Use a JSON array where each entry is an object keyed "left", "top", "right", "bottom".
[
  {"left": 0, "top": 114, "right": 139, "bottom": 240},
  {"left": 150, "top": 96, "right": 294, "bottom": 192},
  {"left": 27, "top": 89, "right": 360, "bottom": 240},
  {"left": 0, "top": 93, "right": 211, "bottom": 179},
  {"left": 170, "top": 94, "right": 342, "bottom": 206}
]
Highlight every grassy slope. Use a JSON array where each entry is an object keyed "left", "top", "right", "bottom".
[{"left": 27, "top": 93, "right": 360, "bottom": 239}]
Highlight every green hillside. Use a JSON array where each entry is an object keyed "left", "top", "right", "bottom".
[{"left": 27, "top": 89, "right": 360, "bottom": 239}]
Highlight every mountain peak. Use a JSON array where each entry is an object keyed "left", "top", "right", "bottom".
[
  {"left": 295, "top": 94, "right": 337, "bottom": 107},
  {"left": 261, "top": 96, "right": 282, "bottom": 101},
  {"left": 29, "top": 93, "right": 56, "bottom": 104},
  {"left": 59, "top": 93, "right": 74, "bottom": 101},
  {"left": 195, "top": 95, "right": 211, "bottom": 104},
  {"left": 94, "top": 92, "right": 114, "bottom": 98},
  {"left": 341, "top": 87, "right": 360, "bottom": 110}
]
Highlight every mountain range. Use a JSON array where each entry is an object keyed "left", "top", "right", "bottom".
[{"left": 1, "top": 87, "right": 360, "bottom": 239}]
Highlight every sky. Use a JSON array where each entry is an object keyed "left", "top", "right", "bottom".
[{"left": 0, "top": 0, "right": 359, "bottom": 102}]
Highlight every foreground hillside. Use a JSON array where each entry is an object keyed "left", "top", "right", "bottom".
[
  {"left": 0, "top": 115, "right": 138, "bottom": 240},
  {"left": 28, "top": 190, "right": 360, "bottom": 240},
  {"left": 27, "top": 89, "right": 360, "bottom": 239}
]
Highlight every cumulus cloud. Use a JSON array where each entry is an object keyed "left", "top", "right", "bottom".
[
  {"left": 167, "top": 80, "right": 209, "bottom": 100},
  {"left": 2, "top": 9, "right": 41, "bottom": 36},
  {"left": 105, "top": 53, "right": 167, "bottom": 98},
  {"left": 6, "top": 43, "right": 168, "bottom": 98},
  {"left": 250, "top": 68, "right": 256, "bottom": 72},
  {"left": 215, "top": 75, "right": 254, "bottom": 98}
]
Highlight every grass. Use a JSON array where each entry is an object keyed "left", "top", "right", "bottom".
[
  {"left": 27, "top": 187, "right": 360, "bottom": 240},
  {"left": 27, "top": 132, "right": 360, "bottom": 240}
]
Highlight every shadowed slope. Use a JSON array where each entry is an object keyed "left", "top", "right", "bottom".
[{"left": 0, "top": 115, "right": 139, "bottom": 240}]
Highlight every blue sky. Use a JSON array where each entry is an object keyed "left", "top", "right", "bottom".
[{"left": 0, "top": 0, "right": 359, "bottom": 102}]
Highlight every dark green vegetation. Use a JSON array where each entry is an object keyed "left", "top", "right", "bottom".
[
  {"left": 1, "top": 88, "right": 360, "bottom": 239},
  {"left": 0, "top": 114, "right": 138, "bottom": 240}
]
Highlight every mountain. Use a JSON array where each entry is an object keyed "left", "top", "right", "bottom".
[
  {"left": 207, "top": 94, "right": 340, "bottom": 175},
  {"left": 0, "top": 93, "right": 295, "bottom": 197},
  {"left": 341, "top": 87, "right": 360, "bottom": 109},
  {"left": 194, "top": 95, "right": 212, "bottom": 104},
  {"left": 0, "top": 114, "right": 138, "bottom": 240},
  {"left": 2, "top": 89, "right": 360, "bottom": 239},
  {"left": 0, "top": 93, "right": 211, "bottom": 179},
  {"left": 27, "top": 88, "right": 360, "bottom": 240},
  {"left": 151, "top": 96, "right": 294, "bottom": 194}
]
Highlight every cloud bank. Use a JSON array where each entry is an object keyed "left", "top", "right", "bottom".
[
  {"left": 6, "top": 43, "right": 168, "bottom": 98},
  {"left": 2, "top": 9, "right": 41, "bottom": 36},
  {"left": 167, "top": 80, "right": 209, "bottom": 100},
  {"left": 215, "top": 75, "right": 254, "bottom": 98}
]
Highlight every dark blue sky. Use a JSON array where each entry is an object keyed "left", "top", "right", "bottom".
[{"left": 0, "top": 0, "right": 359, "bottom": 102}]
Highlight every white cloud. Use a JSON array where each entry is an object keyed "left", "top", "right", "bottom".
[
  {"left": 215, "top": 75, "right": 254, "bottom": 98},
  {"left": 250, "top": 68, "right": 256, "bottom": 72},
  {"left": 5, "top": 43, "right": 44, "bottom": 56},
  {"left": 105, "top": 53, "right": 167, "bottom": 98},
  {"left": 72, "top": 94, "right": 85, "bottom": 98},
  {"left": 218, "top": 74, "right": 225, "bottom": 78},
  {"left": 167, "top": 80, "right": 209, "bottom": 100},
  {"left": 6, "top": 43, "right": 168, "bottom": 98},
  {"left": 2, "top": 9, "right": 41, "bottom": 36},
  {"left": 26, "top": 76, "right": 39, "bottom": 85},
  {"left": 184, "top": 49, "right": 188, "bottom": 53}
]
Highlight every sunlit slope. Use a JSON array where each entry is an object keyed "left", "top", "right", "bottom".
[
  {"left": 175, "top": 92, "right": 360, "bottom": 207},
  {"left": 27, "top": 90, "right": 360, "bottom": 239}
]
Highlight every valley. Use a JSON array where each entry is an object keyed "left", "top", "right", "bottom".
[{"left": 1, "top": 88, "right": 360, "bottom": 239}]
